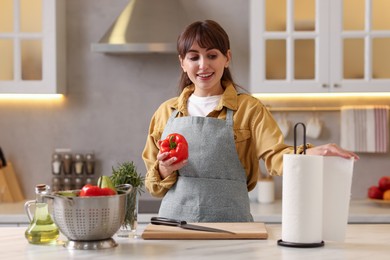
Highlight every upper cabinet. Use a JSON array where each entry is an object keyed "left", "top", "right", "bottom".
[
  {"left": 250, "top": 0, "right": 390, "bottom": 93},
  {"left": 0, "top": 0, "right": 65, "bottom": 94}
]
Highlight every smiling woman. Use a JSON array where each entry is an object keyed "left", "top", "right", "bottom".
[{"left": 142, "top": 19, "right": 358, "bottom": 223}]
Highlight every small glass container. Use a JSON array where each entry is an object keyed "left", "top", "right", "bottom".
[
  {"left": 51, "top": 153, "right": 62, "bottom": 175},
  {"left": 73, "top": 154, "right": 84, "bottom": 175},
  {"left": 85, "top": 177, "right": 94, "bottom": 185},
  {"left": 51, "top": 176, "right": 62, "bottom": 192},
  {"left": 117, "top": 189, "right": 139, "bottom": 238},
  {"left": 74, "top": 177, "right": 84, "bottom": 189},
  {"left": 62, "top": 153, "right": 72, "bottom": 175},
  {"left": 85, "top": 153, "right": 95, "bottom": 175},
  {"left": 63, "top": 177, "right": 72, "bottom": 190}
]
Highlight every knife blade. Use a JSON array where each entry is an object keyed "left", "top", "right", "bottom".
[{"left": 150, "top": 217, "right": 236, "bottom": 234}]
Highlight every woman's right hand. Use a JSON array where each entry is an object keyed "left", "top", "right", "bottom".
[
  {"left": 306, "top": 143, "right": 359, "bottom": 160},
  {"left": 157, "top": 151, "right": 188, "bottom": 179}
]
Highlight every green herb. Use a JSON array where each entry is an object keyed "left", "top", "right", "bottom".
[
  {"left": 110, "top": 161, "right": 144, "bottom": 229},
  {"left": 111, "top": 162, "right": 144, "bottom": 191}
]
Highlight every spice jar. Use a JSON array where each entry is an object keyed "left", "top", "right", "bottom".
[
  {"left": 74, "top": 177, "right": 84, "bottom": 189},
  {"left": 62, "top": 153, "right": 72, "bottom": 175},
  {"left": 51, "top": 153, "right": 62, "bottom": 175},
  {"left": 63, "top": 177, "right": 72, "bottom": 190},
  {"left": 73, "top": 154, "right": 84, "bottom": 175},
  {"left": 85, "top": 153, "right": 95, "bottom": 175},
  {"left": 51, "top": 176, "right": 61, "bottom": 192},
  {"left": 85, "top": 177, "right": 94, "bottom": 185}
]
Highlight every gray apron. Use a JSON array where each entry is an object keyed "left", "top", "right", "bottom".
[{"left": 159, "top": 109, "right": 253, "bottom": 222}]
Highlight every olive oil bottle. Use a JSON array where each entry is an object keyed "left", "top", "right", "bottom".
[{"left": 25, "top": 184, "right": 59, "bottom": 245}]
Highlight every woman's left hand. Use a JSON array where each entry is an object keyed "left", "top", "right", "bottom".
[{"left": 306, "top": 143, "right": 359, "bottom": 160}]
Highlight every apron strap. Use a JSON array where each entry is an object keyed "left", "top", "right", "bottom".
[
  {"left": 167, "top": 110, "right": 180, "bottom": 125},
  {"left": 226, "top": 109, "right": 233, "bottom": 127}
]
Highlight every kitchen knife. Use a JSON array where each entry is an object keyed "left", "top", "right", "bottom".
[{"left": 150, "top": 217, "right": 236, "bottom": 234}]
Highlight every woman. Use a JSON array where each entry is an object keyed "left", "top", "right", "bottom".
[{"left": 142, "top": 20, "right": 358, "bottom": 222}]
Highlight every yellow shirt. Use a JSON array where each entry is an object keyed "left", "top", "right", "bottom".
[{"left": 142, "top": 82, "right": 308, "bottom": 197}]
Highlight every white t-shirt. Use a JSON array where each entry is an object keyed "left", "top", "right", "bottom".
[{"left": 187, "top": 94, "right": 222, "bottom": 117}]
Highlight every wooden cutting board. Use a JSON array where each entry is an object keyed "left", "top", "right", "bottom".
[
  {"left": 141, "top": 222, "right": 268, "bottom": 240},
  {"left": 0, "top": 163, "right": 25, "bottom": 202}
]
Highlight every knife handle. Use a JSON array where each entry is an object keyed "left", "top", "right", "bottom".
[{"left": 151, "top": 217, "right": 187, "bottom": 226}]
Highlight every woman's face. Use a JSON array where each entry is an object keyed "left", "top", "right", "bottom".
[{"left": 179, "top": 42, "right": 231, "bottom": 97}]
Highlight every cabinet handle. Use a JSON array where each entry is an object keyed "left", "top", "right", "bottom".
[
  {"left": 334, "top": 84, "right": 341, "bottom": 88},
  {"left": 322, "top": 84, "right": 329, "bottom": 88}
]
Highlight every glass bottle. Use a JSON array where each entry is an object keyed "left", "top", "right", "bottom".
[{"left": 24, "top": 184, "right": 59, "bottom": 245}]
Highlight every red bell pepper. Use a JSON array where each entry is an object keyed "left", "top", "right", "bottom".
[
  {"left": 79, "top": 184, "right": 116, "bottom": 197},
  {"left": 159, "top": 133, "right": 189, "bottom": 164}
]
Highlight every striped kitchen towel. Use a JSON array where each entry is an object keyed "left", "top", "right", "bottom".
[{"left": 340, "top": 106, "right": 389, "bottom": 153}]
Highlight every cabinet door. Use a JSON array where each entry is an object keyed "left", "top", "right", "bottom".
[
  {"left": 250, "top": 0, "right": 329, "bottom": 93},
  {"left": 0, "top": 0, "right": 65, "bottom": 94},
  {"left": 330, "top": 0, "right": 390, "bottom": 92}
]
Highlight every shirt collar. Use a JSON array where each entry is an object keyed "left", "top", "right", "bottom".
[{"left": 172, "top": 81, "right": 239, "bottom": 114}]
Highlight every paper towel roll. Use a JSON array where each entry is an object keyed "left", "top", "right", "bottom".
[
  {"left": 322, "top": 157, "right": 354, "bottom": 241},
  {"left": 281, "top": 154, "right": 324, "bottom": 244},
  {"left": 280, "top": 155, "right": 354, "bottom": 246}
]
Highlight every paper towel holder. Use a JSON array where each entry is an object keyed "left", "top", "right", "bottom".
[
  {"left": 293, "top": 122, "right": 306, "bottom": 154},
  {"left": 277, "top": 122, "right": 325, "bottom": 248},
  {"left": 277, "top": 239, "right": 324, "bottom": 248}
]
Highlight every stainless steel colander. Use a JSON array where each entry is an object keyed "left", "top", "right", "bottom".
[{"left": 44, "top": 185, "right": 132, "bottom": 241}]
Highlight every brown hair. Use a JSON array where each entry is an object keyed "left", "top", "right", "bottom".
[{"left": 176, "top": 20, "right": 237, "bottom": 93}]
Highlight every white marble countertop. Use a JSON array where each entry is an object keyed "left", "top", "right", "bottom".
[
  {"left": 1, "top": 224, "right": 390, "bottom": 259},
  {"left": 1, "top": 199, "right": 389, "bottom": 226}
]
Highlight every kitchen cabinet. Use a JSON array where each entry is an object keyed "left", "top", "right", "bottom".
[
  {"left": 0, "top": 0, "right": 66, "bottom": 94},
  {"left": 250, "top": 0, "right": 390, "bottom": 93}
]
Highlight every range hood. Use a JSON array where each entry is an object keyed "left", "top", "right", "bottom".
[{"left": 91, "top": 0, "right": 185, "bottom": 54}]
